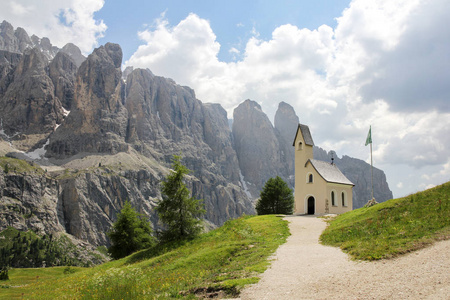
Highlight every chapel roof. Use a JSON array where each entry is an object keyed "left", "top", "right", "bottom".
[
  {"left": 292, "top": 123, "right": 314, "bottom": 146},
  {"left": 307, "top": 159, "right": 354, "bottom": 186}
]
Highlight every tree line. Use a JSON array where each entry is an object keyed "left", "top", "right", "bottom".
[{"left": 0, "top": 229, "right": 83, "bottom": 268}]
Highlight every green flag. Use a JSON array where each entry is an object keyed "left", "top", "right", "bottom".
[{"left": 365, "top": 126, "right": 372, "bottom": 146}]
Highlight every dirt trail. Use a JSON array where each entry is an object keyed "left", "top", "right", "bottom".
[{"left": 236, "top": 215, "right": 449, "bottom": 299}]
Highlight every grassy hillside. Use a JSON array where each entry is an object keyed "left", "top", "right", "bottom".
[
  {"left": 0, "top": 215, "right": 289, "bottom": 299},
  {"left": 0, "top": 156, "right": 45, "bottom": 175},
  {"left": 320, "top": 181, "right": 450, "bottom": 260}
]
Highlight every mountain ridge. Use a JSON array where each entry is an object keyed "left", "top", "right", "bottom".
[{"left": 0, "top": 21, "right": 392, "bottom": 253}]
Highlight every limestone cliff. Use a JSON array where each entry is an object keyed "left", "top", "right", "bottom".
[
  {"left": 46, "top": 43, "right": 128, "bottom": 157},
  {"left": 0, "top": 47, "right": 64, "bottom": 151},
  {"left": 232, "top": 100, "right": 284, "bottom": 198}
]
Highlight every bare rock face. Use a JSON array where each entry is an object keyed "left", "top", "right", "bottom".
[
  {"left": 0, "top": 166, "right": 64, "bottom": 235},
  {"left": 0, "top": 50, "right": 22, "bottom": 92},
  {"left": 274, "top": 101, "right": 299, "bottom": 187},
  {"left": 57, "top": 168, "right": 162, "bottom": 246},
  {"left": 232, "top": 99, "right": 283, "bottom": 198},
  {"left": 124, "top": 68, "right": 254, "bottom": 225},
  {"left": 60, "top": 43, "right": 86, "bottom": 68},
  {"left": 0, "top": 47, "right": 64, "bottom": 150},
  {"left": 231, "top": 101, "right": 299, "bottom": 198},
  {"left": 47, "top": 43, "right": 128, "bottom": 158},
  {"left": 0, "top": 21, "right": 28, "bottom": 53},
  {"left": 48, "top": 51, "right": 77, "bottom": 110}
]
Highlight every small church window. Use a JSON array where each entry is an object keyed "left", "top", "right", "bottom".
[
  {"left": 298, "top": 141, "right": 303, "bottom": 150},
  {"left": 342, "top": 191, "right": 347, "bottom": 207},
  {"left": 331, "top": 191, "right": 336, "bottom": 206},
  {"left": 308, "top": 174, "right": 313, "bottom": 183}
]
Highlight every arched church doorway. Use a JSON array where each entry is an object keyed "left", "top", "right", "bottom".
[{"left": 307, "top": 196, "right": 315, "bottom": 215}]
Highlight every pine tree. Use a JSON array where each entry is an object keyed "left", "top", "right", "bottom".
[
  {"left": 107, "top": 201, "right": 155, "bottom": 259},
  {"left": 156, "top": 155, "right": 205, "bottom": 242},
  {"left": 256, "top": 176, "right": 294, "bottom": 215}
]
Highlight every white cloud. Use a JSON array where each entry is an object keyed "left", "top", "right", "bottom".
[
  {"left": 229, "top": 47, "right": 240, "bottom": 55},
  {"left": 0, "top": 0, "right": 106, "bottom": 54},
  {"left": 329, "top": 0, "right": 450, "bottom": 113},
  {"left": 125, "top": 0, "right": 449, "bottom": 198}
]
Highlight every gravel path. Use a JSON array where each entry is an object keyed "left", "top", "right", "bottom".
[{"left": 236, "top": 215, "right": 450, "bottom": 299}]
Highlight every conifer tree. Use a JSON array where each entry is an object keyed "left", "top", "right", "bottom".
[
  {"left": 156, "top": 155, "right": 205, "bottom": 242},
  {"left": 107, "top": 201, "right": 155, "bottom": 259},
  {"left": 256, "top": 176, "right": 294, "bottom": 215}
]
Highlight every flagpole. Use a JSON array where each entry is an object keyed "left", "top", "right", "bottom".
[
  {"left": 370, "top": 141, "right": 373, "bottom": 200},
  {"left": 365, "top": 125, "right": 374, "bottom": 201}
]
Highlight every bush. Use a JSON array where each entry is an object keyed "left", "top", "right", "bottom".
[{"left": 0, "top": 267, "right": 9, "bottom": 281}]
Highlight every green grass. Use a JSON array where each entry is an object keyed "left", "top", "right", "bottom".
[
  {"left": 0, "top": 215, "right": 290, "bottom": 299},
  {"left": 320, "top": 181, "right": 450, "bottom": 260},
  {"left": 0, "top": 157, "right": 45, "bottom": 175}
]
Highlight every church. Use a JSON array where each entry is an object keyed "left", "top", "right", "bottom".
[{"left": 293, "top": 124, "right": 354, "bottom": 215}]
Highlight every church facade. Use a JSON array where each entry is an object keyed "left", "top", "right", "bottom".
[{"left": 293, "top": 124, "right": 354, "bottom": 215}]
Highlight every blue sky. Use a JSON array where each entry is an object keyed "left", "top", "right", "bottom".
[
  {"left": 1, "top": 0, "right": 449, "bottom": 198},
  {"left": 95, "top": 0, "right": 351, "bottom": 62}
]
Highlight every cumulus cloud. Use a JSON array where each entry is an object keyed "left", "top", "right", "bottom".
[
  {"left": 126, "top": 0, "right": 449, "bottom": 197},
  {"left": 0, "top": 0, "right": 106, "bottom": 54},
  {"left": 354, "top": 0, "right": 450, "bottom": 112}
]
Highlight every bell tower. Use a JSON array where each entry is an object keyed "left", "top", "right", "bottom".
[{"left": 292, "top": 124, "right": 314, "bottom": 213}]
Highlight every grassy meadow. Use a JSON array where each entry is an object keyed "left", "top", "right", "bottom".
[
  {"left": 2, "top": 182, "right": 449, "bottom": 298},
  {"left": 0, "top": 215, "right": 289, "bottom": 299},
  {"left": 320, "top": 181, "right": 450, "bottom": 260}
]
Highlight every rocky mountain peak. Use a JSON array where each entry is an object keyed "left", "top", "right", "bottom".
[
  {"left": 13, "top": 27, "right": 32, "bottom": 53},
  {"left": 46, "top": 43, "right": 127, "bottom": 158},
  {"left": 0, "top": 20, "right": 21, "bottom": 53},
  {"left": 104, "top": 43, "right": 122, "bottom": 68},
  {"left": 274, "top": 101, "right": 299, "bottom": 139},
  {"left": 274, "top": 101, "right": 299, "bottom": 185},
  {"left": 232, "top": 99, "right": 282, "bottom": 197},
  {"left": 15, "top": 47, "right": 47, "bottom": 76},
  {"left": 0, "top": 20, "right": 80, "bottom": 63},
  {"left": 61, "top": 43, "right": 85, "bottom": 68},
  {"left": 48, "top": 51, "right": 77, "bottom": 110},
  {"left": 75, "top": 43, "right": 123, "bottom": 112},
  {"left": 0, "top": 46, "right": 64, "bottom": 150}
]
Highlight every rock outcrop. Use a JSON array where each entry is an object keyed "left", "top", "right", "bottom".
[
  {"left": 48, "top": 51, "right": 77, "bottom": 110},
  {"left": 123, "top": 67, "right": 253, "bottom": 225},
  {"left": 0, "top": 21, "right": 31, "bottom": 53},
  {"left": 0, "top": 47, "right": 64, "bottom": 151},
  {"left": 47, "top": 43, "right": 128, "bottom": 157},
  {"left": 274, "top": 101, "right": 299, "bottom": 187},
  {"left": 0, "top": 21, "right": 85, "bottom": 64},
  {"left": 60, "top": 43, "right": 86, "bottom": 68},
  {"left": 232, "top": 100, "right": 284, "bottom": 198}
]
